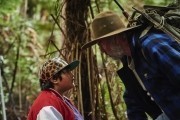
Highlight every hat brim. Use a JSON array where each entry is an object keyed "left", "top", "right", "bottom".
[
  {"left": 63, "top": 60, "right": 80, "bottom": 71},
  {"left": 81, "top": 25, "right": 141, "bottom": 50}
]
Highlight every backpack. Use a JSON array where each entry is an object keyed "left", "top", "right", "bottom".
[{"left": 128, "top": 4, "right": 180, "bottom": 43}]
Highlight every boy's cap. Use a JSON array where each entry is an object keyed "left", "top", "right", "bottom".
[{"left": 39, "top": 57, "right": 79, "bottom": 81}]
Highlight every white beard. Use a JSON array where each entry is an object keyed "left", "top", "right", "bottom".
[{"left": 106, "top": 46, "right": 124, "bottom": 60}]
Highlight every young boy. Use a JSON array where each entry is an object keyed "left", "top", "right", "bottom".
[{"left": 27, "top": 57, "right": 84, "bottom": 120}]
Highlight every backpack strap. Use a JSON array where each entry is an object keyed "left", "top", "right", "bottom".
[
  {"left": 138, "top": 25, "right": 153, "bottom": 63},
  {"left": 127, "top": 57, "right": 147, "bottom": 91},
  {"left": 132, "top": 27, "right": 151, "bottom": 65},
  {"left": 139, "top": 25, "right": 153, "bottom": 39}
]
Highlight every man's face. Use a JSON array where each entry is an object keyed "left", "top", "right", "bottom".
[{"left": 98, "top": 34, "right": 126, "bottom": 59}]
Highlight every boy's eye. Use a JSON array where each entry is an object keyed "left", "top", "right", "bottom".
[{"left": 62, "top": 69, "right": 70, "bottom": 74}]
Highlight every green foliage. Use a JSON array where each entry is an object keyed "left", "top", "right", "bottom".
[
  {"left": 0, "top": 0, "right": 21, "bottom": 13},
  {"left": 144, "top": 0, "right": 173, "bottom": 6}
]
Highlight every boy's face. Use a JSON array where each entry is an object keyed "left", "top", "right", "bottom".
[{"left": 56, "top": 69, "right": 75, "bottom": 93}]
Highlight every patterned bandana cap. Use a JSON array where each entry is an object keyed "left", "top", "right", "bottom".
[{"left": 39, "top": 57, "right": 79, "bottom": 81}]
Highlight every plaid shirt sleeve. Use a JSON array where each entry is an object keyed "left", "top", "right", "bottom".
[{"left": 141, "top": 33, "right": 180, "bottom": 87}]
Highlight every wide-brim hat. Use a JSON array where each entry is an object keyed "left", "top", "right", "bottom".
[{"left": 81, "top": 11, "right": 141, "bottom": 50}]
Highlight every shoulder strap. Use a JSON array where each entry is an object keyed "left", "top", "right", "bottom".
[
  {"left": 132, "top": 30, "right": 150, "bottom": 64},
  {"left": 139, "top": 25, "right": 153, "bottom": 39}
]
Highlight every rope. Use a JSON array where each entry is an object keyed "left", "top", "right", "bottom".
[{"left": 154, "top": 16, "right": 165, "bottom": 29}]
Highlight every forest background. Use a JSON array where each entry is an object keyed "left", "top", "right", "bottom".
[{"left": 0, "top": 0, "right": 172, "bottom": 120}]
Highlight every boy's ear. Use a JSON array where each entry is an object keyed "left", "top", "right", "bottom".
[{"left": 50, "top": 79, "right": 58, "bottom": 84}]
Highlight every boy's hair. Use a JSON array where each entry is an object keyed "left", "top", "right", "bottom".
[{"left": 40, "top": 70, "right": 63, "bottom": 90}]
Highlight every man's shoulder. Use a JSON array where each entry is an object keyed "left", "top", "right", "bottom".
[{"left": 140, "top": 31, "right": 173, "bottom": 48}]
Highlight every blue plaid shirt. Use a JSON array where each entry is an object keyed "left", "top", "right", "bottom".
[{"left": 131, "top": 31, "right": 180, "bottom": 120}]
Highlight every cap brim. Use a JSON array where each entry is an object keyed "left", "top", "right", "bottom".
[
  {"left": 63, "top": 60, "right": 80, "bottom": 71},
  {"left": 81, "top": 25, "right": 141, "bottom": 50}
]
